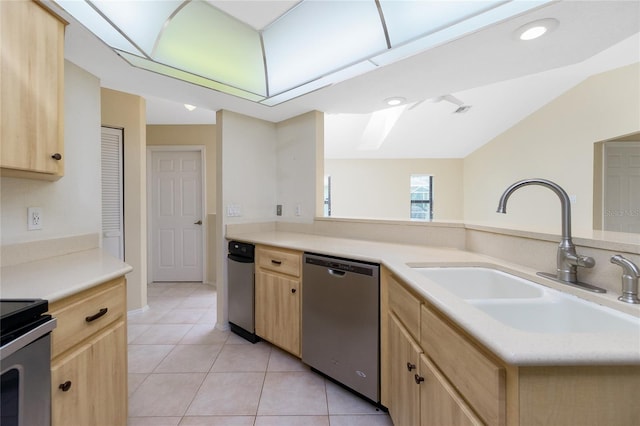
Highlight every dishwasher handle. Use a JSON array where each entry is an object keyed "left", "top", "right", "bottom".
[
  {"left": 328, "top": 269, "right": 346, "bottom": 277},
  {"left": 228, "top": 253, "right": 254, "bottom": 263}
]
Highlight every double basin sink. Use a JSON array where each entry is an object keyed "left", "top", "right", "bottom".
[{"left": 411, "top": 267, "right": 639, "bottom": 334}]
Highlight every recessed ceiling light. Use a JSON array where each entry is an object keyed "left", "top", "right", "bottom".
[
  {"left": 385, "top": 97, "right": 406, "bottom": 106},
  {"left": 184, "top": 104, "right": 197, "bottom": 111},
  {"left": 514, "top": 18, "right": 559, "bottom": 41}
]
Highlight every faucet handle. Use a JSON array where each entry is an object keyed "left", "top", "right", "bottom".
[
  {"left": 566, "top": 252, "right": 595, "bottom": 268},
  {"left": 610, "top": 255, "right": 640, "bottom": 304},
  {"left": 576, "top": 255, "right": 595, "bottom": 268}
]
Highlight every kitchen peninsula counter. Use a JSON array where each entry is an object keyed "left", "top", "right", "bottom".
[{"left": 226, "top": 229, "right": 640, "bottom": 366}]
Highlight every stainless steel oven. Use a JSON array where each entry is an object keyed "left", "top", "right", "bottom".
[{"left": 1, "top": 299, "right": 57, "bottom": 426}]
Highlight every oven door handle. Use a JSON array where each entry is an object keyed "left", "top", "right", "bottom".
[{"left": 0, "top": 318, "right": 57, "bottom": 361}]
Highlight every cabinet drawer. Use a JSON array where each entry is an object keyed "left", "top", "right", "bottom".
[
  {"left": 49, "top": 278, "right": 125, "bottom": 359},
  {"left": 388, "top": 274, "right": 421, "bottom": 340},
  {"left": 257, "top": 246, "right": 301, "bottom": 277},
  {"left": 421, "top": 305, "right": 505, "bottom": 426}
]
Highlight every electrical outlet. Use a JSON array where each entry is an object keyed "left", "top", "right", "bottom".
[
  {"left": 295, "top": 204, "right": 302, "bottom": 216},
  {"left": 276, "top": 204, "right": 282, "bottom": 216},
  {"left": 27, "top": 207, "right": 43, "bottom": 230},
  {"left": 226, "top": 204, "right": 242, "bottom": 217}
]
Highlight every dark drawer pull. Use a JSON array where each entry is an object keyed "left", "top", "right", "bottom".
[
  {"left": 415, "top": 374, "right": 425, "bottom": 384},
  {"left": 59, "top": 381, "right": 72, "bottom": 392},
  {"left": 291, "top": 288, "right": 297, "bottom": 294},
  {"left": 407, "top": 362, "right": 416, "bottom": 371},
  {"left": 51, "top": 153, "right": 62, "bottom": 161},
  {"left": 271, "top": 260, "right": 282, "bottom": 265},
  {"left": 85, "top": 307, "right": 108, "bottom": 322}
]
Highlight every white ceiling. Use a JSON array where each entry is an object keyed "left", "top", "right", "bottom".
[{"left": 49, "top": 0, "right": 640, "bottom": 158}]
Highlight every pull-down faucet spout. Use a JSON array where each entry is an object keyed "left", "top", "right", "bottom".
[{"left": 497, "top": 178, "right": 604, "bottom": 293}]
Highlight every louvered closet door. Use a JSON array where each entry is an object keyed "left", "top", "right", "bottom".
[{"left": 101, "top": 127, "right": 124, "bottom": 260}]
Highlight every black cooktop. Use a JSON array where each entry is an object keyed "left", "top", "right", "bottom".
[{"left": 0, "top": 299, "right": 51, "bottom": 347}]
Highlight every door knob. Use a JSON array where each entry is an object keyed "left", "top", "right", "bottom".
[{"left": 194, "top": 220, "right": 202, "bottom": 225}]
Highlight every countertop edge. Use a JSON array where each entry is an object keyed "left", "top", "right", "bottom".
[{"left": 1, "top": 248, "right": 133, "bottom": 303}]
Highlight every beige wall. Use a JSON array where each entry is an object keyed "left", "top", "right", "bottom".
[
  {"left": 101, "top": 88, "right": 147, "bottom": 311},
  {"left": 147, "top": 124, "right": 217, "bottom": 285},
  {"left": 325, "top": 158, "right": 464, "bottom": 220},
  {"left": 464, "top": 63, "right": 640, "bottom": 237}
]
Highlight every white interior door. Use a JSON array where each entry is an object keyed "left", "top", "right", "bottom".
[
  {"left": 101, "top": 127, "right": 124, "bottom": 260},
  {"left": 603, "top": 141, "right": 640, "bottom": 233},
  {"left": 151, "top": 150, "right": 204, "bottom": 281}
]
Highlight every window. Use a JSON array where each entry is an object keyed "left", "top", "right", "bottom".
[
  {"left": 324, "top": 175, "right": 332, "bottom": 217},
  {"left": 410, "top": 174, "right": 433, "bottom": 220}
]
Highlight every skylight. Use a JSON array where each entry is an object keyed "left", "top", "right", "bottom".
[{"left": 55, "top": 0, "right": 553, "bottom": 106}]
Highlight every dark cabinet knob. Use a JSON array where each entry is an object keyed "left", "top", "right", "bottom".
[
  {"left": 59, "top": 381, "right": 72, "bottom": 392},
  {"left": 291, "top": 288, "right": 297, "bottom": 294},
  {"left": 407, "top": 362, "right": 416, "bottom": 371},
  {"left": 51, "top": 153, "right": 62, "bottom": 160},
  {"left": 414, "top": 374, "right": 425, "bottom": 384}
]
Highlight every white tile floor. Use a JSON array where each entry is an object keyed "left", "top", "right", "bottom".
[{"left": 127, "top": 282, "right": 393, "bottom": 426}]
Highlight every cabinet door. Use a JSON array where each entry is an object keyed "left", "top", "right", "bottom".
[
  {"left": 51, "top": 343, "right": 92, "bottom": 426},
  {"left": 420, "top": 354, "right": 483, "bottom": 426},
  {"left": 51, "top": 322, "right": 127, "bottom": 426},
  {"left": 90, "top": 321, "right": 127, "bottom": 425},
  {"left": 255, "top": 270, "right": 300, "bottom": 356},
  {"left": 0, "top": 0, "right": 65, "bottom": 176},
  {"left": 389, "top": 313, "right": 422, "bottom": 426}
]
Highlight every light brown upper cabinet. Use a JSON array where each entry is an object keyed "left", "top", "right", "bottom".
[{"left": 1, "top": 0, "right": 66, "bottom": 180}]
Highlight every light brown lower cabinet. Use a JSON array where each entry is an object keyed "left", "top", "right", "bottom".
[
  {"left": 49, "top": 277, "right": 127, "bottom": 426},
  {"left": 388, "top": 311, "right": 482, "bottom": 426},
  {"left": 254, "top": 245, "right": 302, "bottom": 357},
  {"left": 381, "top": 267, "right": 640, "bottom": 426}
]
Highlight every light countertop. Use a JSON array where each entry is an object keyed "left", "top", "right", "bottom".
[
  {"left": 1, "top": 248, "right": 132, "bottom": 302},
  {"left": 227, "top": 230, "right": 640, "bottom": 366}
]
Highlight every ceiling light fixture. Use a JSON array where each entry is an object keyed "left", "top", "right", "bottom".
[
  {"left": 385, "top": 97, "right": 406, "bottom": 106},
  {"left": 514, "top": 18, "right": 559, "bottom": 41},
  {"left": 184, "top": 104, "right": 197, "bottom": 111},
  {"left": 55, "top": 0, "right": 553, "bottom": 106}
]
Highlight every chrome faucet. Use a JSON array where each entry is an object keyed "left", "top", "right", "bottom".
[
  {"left": 610, "top": 255, "right": 640, "bottom": 304},
  {"left": 496, "top": 178, "right": 605, "bottom": 293}
]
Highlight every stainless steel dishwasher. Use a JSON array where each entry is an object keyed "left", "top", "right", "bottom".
[{"left": 302, "top": 253, "right": 380, "bottom": 403}]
